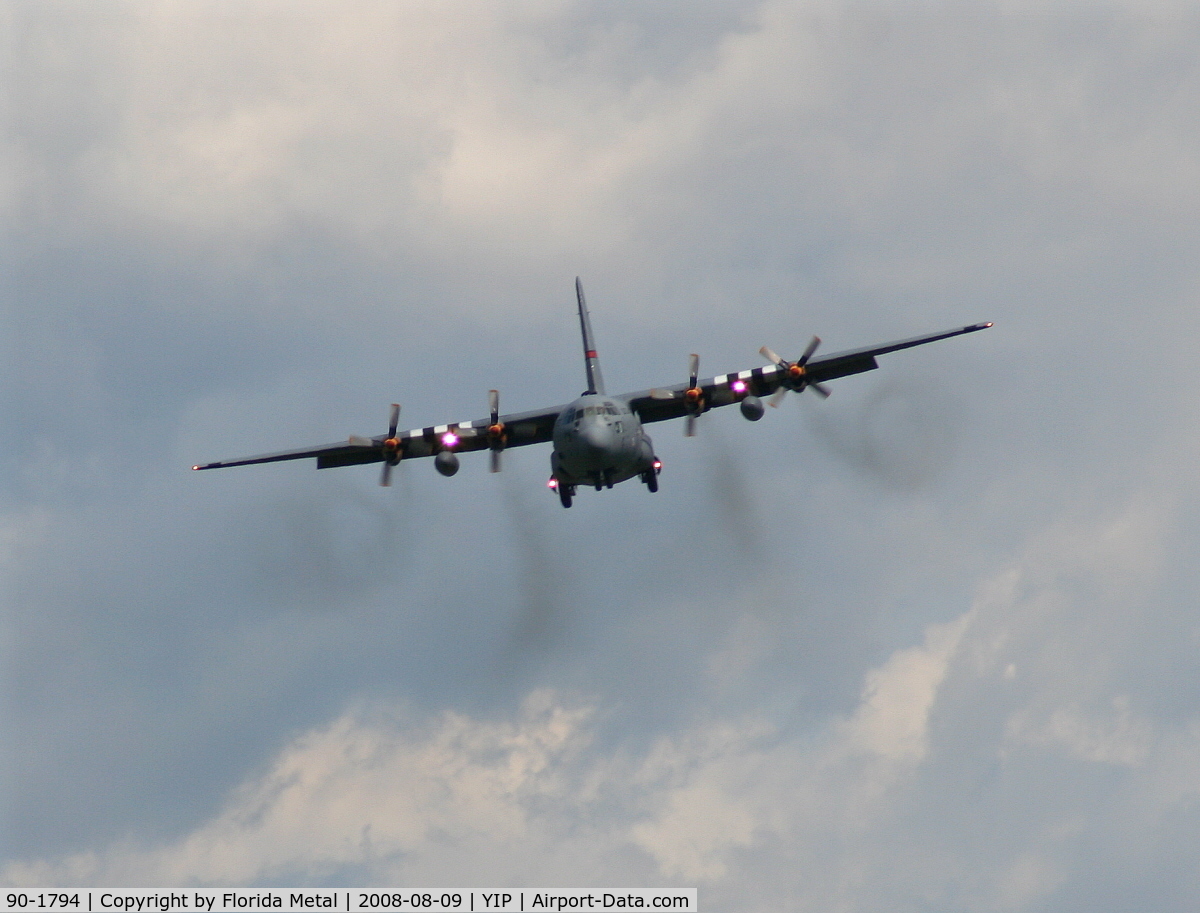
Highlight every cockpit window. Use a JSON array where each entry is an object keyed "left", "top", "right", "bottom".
[{"left": 575, "top": 403, "right": 623, "bottom": 418}]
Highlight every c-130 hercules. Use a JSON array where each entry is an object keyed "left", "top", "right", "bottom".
[{"left": 194, "top": 279, "right": 991, "bottom": 507}]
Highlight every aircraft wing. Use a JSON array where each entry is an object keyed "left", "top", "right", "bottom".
[
  {"left": 627, "top": 322, "right": 991, "bottom": 424},
  {"left": 192, "top": 403, "right": 565, "bottom": 472},
  {"left": 194, "top": 322, "right": 990, "bottom": 472}
]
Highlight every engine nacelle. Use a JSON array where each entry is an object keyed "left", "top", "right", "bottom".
[
  {"left": 739, "top": 395, "right": 764, "bottom": 421},
  {"left": 434, "top": 450, "right": 460, "bottom": 476}
]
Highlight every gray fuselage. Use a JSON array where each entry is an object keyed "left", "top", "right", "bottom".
[{"left": 550, "top": 393, "right": 657, "bottom": 489}]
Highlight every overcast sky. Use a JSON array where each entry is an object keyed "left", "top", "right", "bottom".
[{"left": 6, "top": 1, "right": 1200, "bottom": 908}]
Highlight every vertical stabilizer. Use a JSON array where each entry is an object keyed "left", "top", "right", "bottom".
[{"left": 575, "top": 277, "right": 605, "bottom": 394}]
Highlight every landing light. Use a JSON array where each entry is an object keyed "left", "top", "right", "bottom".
[
  {"left": 731, "top": 380, "right": 747, "bottom": 394},
  {"left": 548, "top": 477, "right": 559, "bottom": 490},
  {"left": 441, "top": 431, "right": 459, "bottom": 448},
  {"left": 653, "top": 460, "right": 662, "bottom": 470}
]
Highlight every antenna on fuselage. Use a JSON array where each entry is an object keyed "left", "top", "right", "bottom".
[{"left": 575, "top": 277, "right": 605, "bottom": 395}]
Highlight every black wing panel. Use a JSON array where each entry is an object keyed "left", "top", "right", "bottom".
[
  {"left": 627, "top": 364, "right": 786, "bottom": 425},
  {"left": 805, "top": 353, "right": 878, "bottom": 385},
  {"left": 317, "top": 448, "right": 386, "bottom": 469}
]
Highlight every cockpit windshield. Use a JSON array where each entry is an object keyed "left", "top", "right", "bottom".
[{"left": 568, "top": 402, "right": 622, "bottom": 422}]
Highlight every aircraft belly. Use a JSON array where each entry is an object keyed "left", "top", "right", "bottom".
[
  {"left": 554, "top": 455, "right": 642, "bottom": 486},
  {"left": 551, "top": 428, "right": 652, "bottom": 486}
]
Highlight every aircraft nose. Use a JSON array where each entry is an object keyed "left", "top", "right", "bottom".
[{"left": 579, "top": 422, "right": 614, "bottom": 453}]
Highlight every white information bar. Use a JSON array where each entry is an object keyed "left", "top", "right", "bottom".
[{"left": 1, "top": 891, "right": 697, "bottom": 913}]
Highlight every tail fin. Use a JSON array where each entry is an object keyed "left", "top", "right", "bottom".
[{"left": 575, "top": 277, "right": 605, "bottom": 394}]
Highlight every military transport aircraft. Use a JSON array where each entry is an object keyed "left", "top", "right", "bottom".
[{"left": 194, "top": 279, "right": 991, "bottom": 507}]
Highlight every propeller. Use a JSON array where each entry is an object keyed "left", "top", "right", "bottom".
[
  {"left": 759, "top": 336, "right": 830, "bottom": 406},
  {"left": 684, "top": 353, "right": 703, "bottom": 436},
  {"left": 486, "top": 389, "right": 507, "bottom": 472},
  {"left": 650, "top": 353, "right": 706, "bottom": 436},
  {"left": 362, "top": 403, "right": 401, "bottom": 487}
]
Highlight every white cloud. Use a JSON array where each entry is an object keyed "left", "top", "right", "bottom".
[
  {"left": 840, "top": 610, "right": 971, "bottom": 763},
  {"left": 1, "top": 602, "right": 974, "bottom": 891},
  {"left": 628, "top": 719, "right": 777, "bottom": 882},
  {"left": 1006, "top": 696, "right": 1152, "bottom": 767},
  {"left": 15, "top": 2, "right": 1200, "bottom": 324},
  {"left": 1, "top": 691, "right": 598, "bottom": 886}
]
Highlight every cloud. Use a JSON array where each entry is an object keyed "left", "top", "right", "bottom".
[
  {"left": 2, "top": 606, "right": 974, "bottom": 891},
  {"left": 6, "top": 490, "right": 1200, "bottom": 907},
  {"left": 1006, "top": 696, "right": 1153, "bottom": 767},
  {"left": 0, "top": 691, "right": 598, "bottom": 886},
  {"left": 840, "top": 609, "right": 970, "bottom": 763}
]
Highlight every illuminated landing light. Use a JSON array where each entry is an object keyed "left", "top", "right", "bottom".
[
  {"left": 653, "top": 460, "right": 662, "bottom": 470},
  {"left": 731, "top": 379, "right": 747, "bottom": 394},
  {"left": 441, "top": 431, "right": 459, "bottom": 448},
  {"left": 548, "top": 477, "right": 559, "bottom": 490}
]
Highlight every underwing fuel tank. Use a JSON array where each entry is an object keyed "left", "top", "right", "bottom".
[
  {"left": 740, "top": 395, "right": 764, "bottom": 421},
  {"left": 434, "top": 450, "right": 460, "bottom": 476}
]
